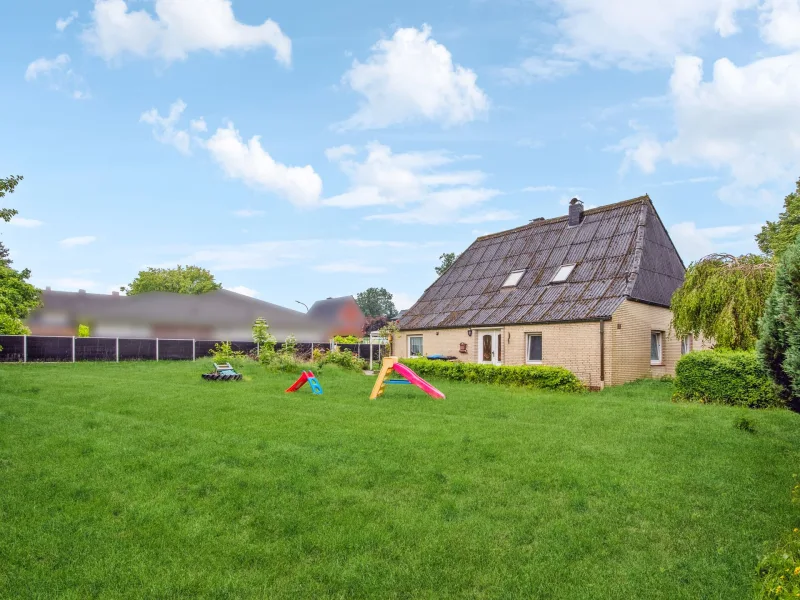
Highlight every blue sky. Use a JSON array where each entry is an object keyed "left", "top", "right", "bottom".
[{"left": 2, "top": 0, "right": 799, "bottom": 311}]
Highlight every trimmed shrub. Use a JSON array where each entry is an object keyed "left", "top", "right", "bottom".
[
  {"left": 77, "top": 324, "right": 90, "bottom": 338},
  {"left": 398, "top": 358, "right": 585, "bottom": 393},
  {"left": 673, "top": 351, "right": 784, "bottom": 408}
]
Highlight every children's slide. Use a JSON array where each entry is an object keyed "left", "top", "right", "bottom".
[{"left": 391, "top": 363, "right": 446, "bottom": 399}]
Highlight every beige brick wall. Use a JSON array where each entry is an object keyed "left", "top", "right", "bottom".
[
  {"left": 397, "top": 299, "right": 702, "bottom": 388},
  {"left": 609, "top": 299, "right": 685, "bottom": 385},
  {"left": 397, "top": 321, "right": 611, "bottom": 389}
]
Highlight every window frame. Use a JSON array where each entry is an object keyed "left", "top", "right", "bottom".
[
  {"left": 551, "top": 263, "right": 576, "bottom": 284},
  {"left": 526, "top": 333, "right": 543, "bottom": 364},
  {"left": 681, "top": 334, "right": 693, "bottom": 356},
  {"left": 650, "top": 331, "right": 663, "bottom": 365},
  {"left": 408, "top": 335, "right": 424, "bottom": 358},
  {"left": 502, "top": 269, "right": 526, "bottom": 288}
]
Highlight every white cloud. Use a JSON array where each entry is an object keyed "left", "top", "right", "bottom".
[
  {"left": 523, "top": 185, "right": 558, "bottom": 193},
  {"left": 759, "top": 0, "right": 800, "bottom": 50},
  {"left": 391, "top": 291, "right": 418, "bottom": 310},
  {"left": 324, "top": 142, "right": 505, "bottom": 224},
  {"left": 190, "top": 117, "right": 207, "bottom": 132},
  {"left": 669, "top": 221, "right": 761, "bottom": 262},
  {"left": 9, "top": 217, "right": 43, "bottom": 228},
  {"left": 619, "top": 52, "right": 800, "bottom": 205},
  {"left": 140, "top": 100, "right": 322, "bottom": 206},
  {"left": 547, "top": 0, "right": 758, "bottom": 69},
  {"left": 56, "top": 11, "right": 78, "bottom": 32},
  {"left": 337, "top": 25, "right": 489, "bottom": 130},
  {"left": 140, "top": 99, "right": 193, "bottom": 154},
  {"left": 225, "top": 285, "right": 258, "bottom": 297},
  {"left": 25, "top": 54, "right": 90, "bottom": 99},
  {"left": 233, "top": 209, "right": 265, "bottom": 217},
  {"left": 177, "top": 240, "right": 316, "bottom": 271},
  {"left": 501, "top": 56, "right": 579, "bottom": 83},
  {"left": 82, "top": 0, "right": 291, "bottom": 66},
  {"left": 324, "top": 145, "right": 356, "bottom": 161},
  {"left": 206, "top": 123, "right": 323, "bottom": 206},
  {"left": 60, "top": 236, "right": 97, "bottom": 247},
  {"left": 25, "top": 54, "right": 71, "bottom": 81},
  {"left": 313, "top": 262, "right": 387, "bottom": 274},
  {"left": 656, "top": 176, "right": 720, "bottom": 186},
  {"left": 52, "top": 278, "right": 101, "bottom": 291}
]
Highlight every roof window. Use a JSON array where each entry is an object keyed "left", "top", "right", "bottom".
[
  {"left": 551, "top": 264, "right": 576, "bottom": 283},
  {"left": 502, "top": 269, "right": 526, "bottom": 287}
]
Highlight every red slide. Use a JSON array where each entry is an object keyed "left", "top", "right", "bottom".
[
  {"left": 392, "top": 363, "right": 446, "bottom": 399},
  {"left": 285, "top": 372, "right": 309, "bottom": 392}
]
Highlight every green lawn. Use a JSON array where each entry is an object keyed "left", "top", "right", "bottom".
[{"left": 1, "top": 361, "right": 799, "bottom": 599}]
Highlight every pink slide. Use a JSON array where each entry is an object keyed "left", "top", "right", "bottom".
[{"left": 392, "top": 363, "right": 446, "bottom": 400}]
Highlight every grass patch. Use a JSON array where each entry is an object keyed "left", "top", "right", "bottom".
[{"left": 1, "top": 361, "right": 800, "bottom": 598}]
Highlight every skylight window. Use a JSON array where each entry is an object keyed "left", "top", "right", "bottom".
[
  {"left": 551, "top": 264, "right": 576, "bottom": 283},
  {"left": 502, "top": 269, "right": 526, "bottom": 287}
]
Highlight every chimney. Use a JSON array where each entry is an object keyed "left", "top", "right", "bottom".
[
  {"left": 568, "top": 197, "right": 584, "bottom": 227},
  {"left": 45, "top": 286, "right": 51, "bottom": 292},
  {"left": 78, "top": 289, "right": 86, "bottom": 294},
  {"left": 112, "top": 291, "right": 119, "bottom": 297}
]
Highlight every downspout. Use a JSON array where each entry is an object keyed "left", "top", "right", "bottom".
[{"left": 600, "top": 321, "right": 605, "bottom": 387}]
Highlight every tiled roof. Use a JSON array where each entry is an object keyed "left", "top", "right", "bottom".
[{"left": 399, "top": 196, "right": 685, "bottom": 330}]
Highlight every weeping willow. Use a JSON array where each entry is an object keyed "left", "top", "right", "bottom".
[{"left": 671, "top": 253, "right": 775, "bottom": 350}]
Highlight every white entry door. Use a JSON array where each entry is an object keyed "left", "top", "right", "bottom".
[{"left": 479, "top": 329, "right": 502, "bottom": 365}]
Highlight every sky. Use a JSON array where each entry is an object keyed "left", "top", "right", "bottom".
[{"left": 2, "top": 0, "right": 799, "bottom": 312}]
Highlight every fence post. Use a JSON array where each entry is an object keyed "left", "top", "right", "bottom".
[
  {"left": 116, "top": 338, "right": 119, "bottom": 363},
  {"left": 156, "top": 338, "right": 159, "bottom": 362},
  {"left": 192, "top": 339, "right": 196, "bottom": 361},
  {"left": 23, "top": 335, "right": 27, "bottom": 363},
  {"left": 72, "top": 336, "right": 75, "bottom": 363},
  {"left": 257, "top": 342, "right": 260, "bottom": 358}
]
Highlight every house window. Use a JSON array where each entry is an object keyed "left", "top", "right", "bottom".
[
  {"left": 551, "top": 264, "right": 576, "bottom": 283},
  {"left": 408, "top": 335, "right": 423, "bottom": 357},
  {"left": 681, "top": 335, "right": 693, "bottom": 355},
  {"left": 651, "top": 331, "right": 663, "bottom": 365},
  {"left": 526, "top": 333, "right": 543, "bottom": 364},
  {"left": 502, "top": 269, "right": 526, "bottom": 287}
]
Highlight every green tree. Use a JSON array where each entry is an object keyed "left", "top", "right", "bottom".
[
  {"left": 0, "top": 264, "right": 40, "bottom": 334},
  {"left": 1, "top": 175, "right": 24, "bottom": 268},
  {"left": 123, "top": 265, "right": 222, "bottom": 296},
  {"left": 758, "top": 235, "right": 800, "bottom": 398},
  {"left": 671, "top": 253, "right": 775, "bottom": 350},
  {"left": 757, "top": 178, "right": 800, "bottom": 259},
  {"left": 356, "top": 287, "right": 397, "bottom": 319},
  {"left": 435, "top": 252, "right": 459, "bottom": 277}
]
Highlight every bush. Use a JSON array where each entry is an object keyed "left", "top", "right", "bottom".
[
  {"left": 209, "top": 341, "right": 244, "bottom": 361},
  {"left": 673, "top": 351, "right": 784, "bottom": 408},
  {"left": 322, "top": 348, "right": 366, "bottom": 372},
  {"left": 0, "top": 313, "right": 30, "bottom": 335},
  {"left": 756, "top": 479, "right": 800, "bottom": 599},
  {"left": 398, "top": 359, "right": 585, "bottom": 393},
  {"left": 333, "top": 335, "right": 361, "bottom": 344},
  {"left": 77, "top": 324, "right": 90, "bottom": 338}
]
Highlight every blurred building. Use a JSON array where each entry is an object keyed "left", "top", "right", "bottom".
[{"left": 26, "top": 288, "right": 365, "bottom": 341}]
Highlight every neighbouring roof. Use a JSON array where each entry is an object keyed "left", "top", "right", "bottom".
[
  {"left": 307, "top": 296, "right": 362, "bottom": 321},
  {"left": 399, "top": 196, "right": 685, "bottom": 330},
  {"left": 29, "top": 289, "right": 330, "bottom": 332}
]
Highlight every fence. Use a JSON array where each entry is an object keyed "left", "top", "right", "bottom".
[{"left": 0, "top": 336, "right": 387, "bottom": 364}]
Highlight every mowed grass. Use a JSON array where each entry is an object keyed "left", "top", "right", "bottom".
[{"left": 1, "top": 361, "right": 800, "bottom": 599}]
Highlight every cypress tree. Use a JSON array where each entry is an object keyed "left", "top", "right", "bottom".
[{"left": 758, "top": 235, "right": 800, "bottom": 398}]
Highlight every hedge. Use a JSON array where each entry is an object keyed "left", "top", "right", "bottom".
[
  {"left": 673, "top": 350, "right": 784, "bottom": 408},
  {"left": 398, "top": 358, "right": 585, "bottom": 393}
]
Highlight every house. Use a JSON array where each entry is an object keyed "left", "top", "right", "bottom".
[
  {"left": 307, "top": 296, "right": 366, "bottom": 337},
  {"left": 397, "top": 196, "right": 700, "bottom": 389},
  {"left": 26, "top": 288, "right": 364, "bottom": 341}
]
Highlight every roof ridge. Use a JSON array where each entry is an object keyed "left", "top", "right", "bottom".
[{"left": 475, "top": 195, "right": 650, "bottom": 242}]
